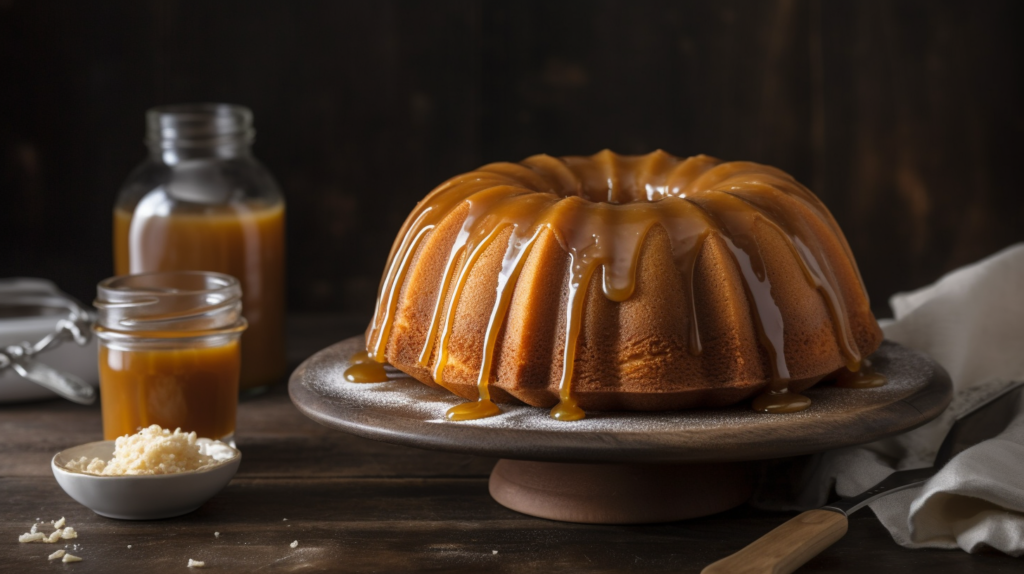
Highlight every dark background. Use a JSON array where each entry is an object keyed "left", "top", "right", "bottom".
[{"left": 2, "top": 0, "right": 1022, "bottom": 319}]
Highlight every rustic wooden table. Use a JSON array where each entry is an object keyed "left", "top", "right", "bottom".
[{"left": 2, "top": 315, "right": 1018, "bottom": 573}]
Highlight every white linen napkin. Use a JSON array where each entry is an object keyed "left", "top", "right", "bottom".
[{"left": 754, "top": 243, "right": 1024, "bottom": 556}]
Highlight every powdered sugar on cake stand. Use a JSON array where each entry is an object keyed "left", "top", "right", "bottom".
[
  {"left": 292, "top": 335, "right": 951, "bottom": 463},
  {"left": 290, "top": 335, "right": 951, "bottom": 524}
]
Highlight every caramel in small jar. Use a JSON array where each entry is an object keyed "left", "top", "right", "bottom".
[{"left": 99, "top": 340, "right": 240, "bottom": 440}]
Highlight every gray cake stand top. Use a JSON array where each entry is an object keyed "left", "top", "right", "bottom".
[{"left": 289, "top": 336, "right": 952, "bottom": 463}]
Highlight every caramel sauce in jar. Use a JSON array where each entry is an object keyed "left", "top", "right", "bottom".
[
  {"left": 99, "top": 339, "right": 240, "bottom": 440},
  {"left": 94, "top": 271, "right": 247, "bottom": 441},
  {"left": 115, "top": 104, "right": 286, "bottom": 392},
  {"left": 115, "top": 202, "right": 284, "bottom": 391}
]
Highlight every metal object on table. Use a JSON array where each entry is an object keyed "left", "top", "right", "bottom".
[
  {"left": 0, "top": 279, "right": 97, "bottom": 405},
  {"left": 702, "top": 381, "right": 1024, "bottom": 574},
  {"left": 825, "top": 381, "right": 1023, "bottom": 515},
  {"left": 290, "top": 335, "right": 952, "bottom": 524}
]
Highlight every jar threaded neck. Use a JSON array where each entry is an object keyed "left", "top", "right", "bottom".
[{"left": 146, "top": 103, "right": 254, "bottom": 162}]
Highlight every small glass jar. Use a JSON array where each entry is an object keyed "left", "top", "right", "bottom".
[
  {"left": 93, "top": 271, "right": 247, "bottom": 442},
  {"left": 114, "top": 103, "right": 285, "bottom": 391}
]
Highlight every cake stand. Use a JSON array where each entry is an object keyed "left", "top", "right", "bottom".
[{"left": 289, "top": 336, "right": 951, "bottom": 524}]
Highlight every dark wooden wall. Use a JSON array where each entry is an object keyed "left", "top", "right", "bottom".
[{"left": 2, "top": 0, "right": 1022, "bottom": 317}]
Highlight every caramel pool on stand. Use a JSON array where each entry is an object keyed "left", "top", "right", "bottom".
[
  {"left": 343, "top": 351, "right": 389, "bottom": 383},
  {"left": 833, "top": 359, "right": 887, "bottom": 389}
]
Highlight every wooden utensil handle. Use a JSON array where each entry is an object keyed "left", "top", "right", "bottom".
[{"left": 702, "top": 509, "right": 848, "bottom": 574}]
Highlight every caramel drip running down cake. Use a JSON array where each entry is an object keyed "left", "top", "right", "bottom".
[{"left": 358, "top": 150, "right": 883, "bottom": 421}]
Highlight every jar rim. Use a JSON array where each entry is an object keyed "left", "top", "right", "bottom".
[
  {"left": 95, "top": 271, "right": 245, "bottom": 335},
  {"left": 97, "top": 270, "right": 240, "bottom": 297},
  {"left": 146, "top": 102, "right": 254, "bottom": 148}
]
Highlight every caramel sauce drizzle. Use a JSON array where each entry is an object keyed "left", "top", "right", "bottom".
[
  {"left": 365, "top": 150, "right": 866, "bottom": 421},
  {"left": 833, "top": 359, "right": 887, "bottom": 389},
  {"left": 344, "top": 350, "right": 389, "bottom": 383}
]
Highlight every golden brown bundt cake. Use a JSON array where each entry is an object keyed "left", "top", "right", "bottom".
[{"left": 364, "top": 150, "right": 883, "bottom": 421}]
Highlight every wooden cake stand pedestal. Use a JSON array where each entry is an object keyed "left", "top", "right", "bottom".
[
  {"left": 488, "top": 459, "right": 754, "bottom": 523},
  {"left": 289, "top": 336, "right": 951, "bottom": 524}
]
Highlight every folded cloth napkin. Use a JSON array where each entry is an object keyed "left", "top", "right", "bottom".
[{"left": 753, "top": 243, "right": 1024, "bottom": 556}]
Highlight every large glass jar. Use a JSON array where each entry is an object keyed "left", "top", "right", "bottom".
[
  {"left": 94, "top": 271, "right": 247, "bottom": 441},
  {"left": 114, "top": 104, "right": 285, "bottom": 391}
]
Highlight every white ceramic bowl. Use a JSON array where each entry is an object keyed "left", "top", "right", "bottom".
[{"left": 51, "top": 439, "right": 241, "bottom": 520}]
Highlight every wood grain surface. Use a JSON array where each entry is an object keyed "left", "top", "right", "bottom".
[{"left": 0, "top": 315, "right": 1019, "bottom": 572}]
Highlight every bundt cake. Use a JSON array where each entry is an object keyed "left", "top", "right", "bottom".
[{"left": 361, "top": 150, "right": 883, "bottom": 421}]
